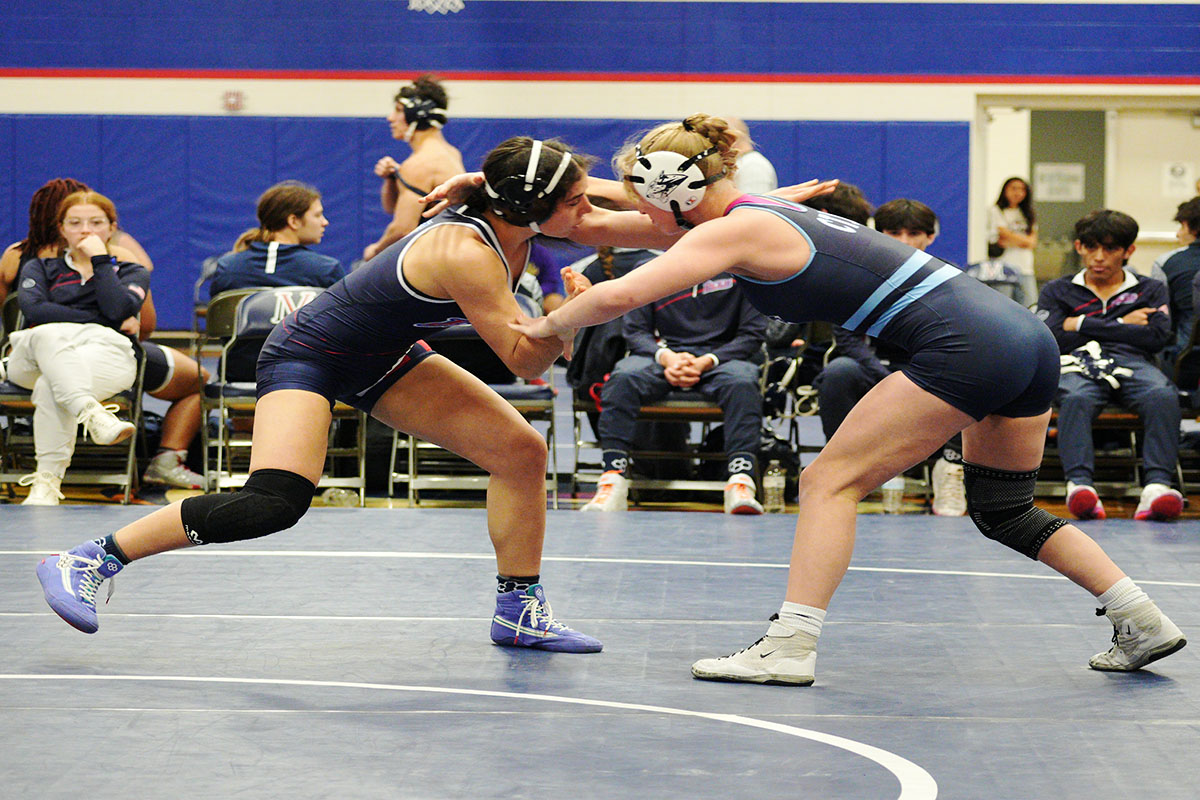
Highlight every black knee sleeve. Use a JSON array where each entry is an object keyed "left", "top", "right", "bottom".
[
  {"left": 180, "top": 469, "right": 315, "bottom": 545},
  {"left": 963, "top": 461, "right": 1068, "bottom": 560}
]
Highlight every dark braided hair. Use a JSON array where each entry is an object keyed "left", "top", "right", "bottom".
[{"left": 20, "top": 178, "right": 90, "bottom": 261}]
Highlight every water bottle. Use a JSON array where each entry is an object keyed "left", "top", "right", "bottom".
[
  {"left": 321, "top": 487, "right": 357, "bottom": 507},
  {"left": 881, "top": 476, "right": 905, "bottom": 514},
  {"left": 762, "top": 460, "right": 786, "bottom": 513}
]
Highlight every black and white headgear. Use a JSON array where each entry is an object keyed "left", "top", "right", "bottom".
[
  {"left": 399, "top": 95, "right": 448, "bottom": 140},
  {"left": 484, "top": 139, "right": 574, "bottom": 233},
  {"left": 626, "top": 137, "right": 725, "bottom": 230}
]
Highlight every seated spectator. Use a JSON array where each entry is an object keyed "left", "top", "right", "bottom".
[
  {"left": 1152, "top": 196, "right": 1200, "bottom": 366},
  {"left": 1, "top": 179, "right": 210, "bottom": 491},
  {"left": 725, "top": 116, "right": 778, "bottom": 194},
  {"left": 5, "top": 191, "right": 148, "bottom": 504},
  {"left": 1037, "top": 209, "right": 1183, "bottom": 521},
  {"left": 363, "top": 74, "right": 465, "bottom": 260},
  {"left": 813, "top": 197, "right": 968, "bottom": 516},
  {"left": 211, "top": 181, "right": 343, "bottom": 295},
  {"left": 582, "top": 250, "right": 769, "bottom": 515}
]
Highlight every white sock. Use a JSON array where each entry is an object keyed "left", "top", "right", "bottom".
[
  {"left": 1097, "top": 577, "right": 1149, "bottom": 613},
  {"left": 777, "top": 602, "right": 826, "bottom": 638}
]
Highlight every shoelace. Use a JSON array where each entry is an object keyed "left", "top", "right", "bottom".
[
  {"left": 17, "top": 472, "right": 65, "bottom": 501},
  {"left": 80, "top": 403, "right": 124, "bottom": 439},
  {"left": 935, "top": 470, "right": 966, "bottom": 505},
  {"left": 515, "top": 594, "right": 567, "bottom": 643},
  {"left": 57, "top": 551, "right": 117, "bottom": 607}
]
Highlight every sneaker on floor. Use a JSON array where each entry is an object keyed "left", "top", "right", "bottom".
[
  {"left": 581, "top": 470, "right": 629, "bottom": 512},
  {"left": 931, "top": 457, "right": 967, "bottom": 516},
  {"left": 724, "top": 473, "right": 763, "bottom": 515},
  {"left": 36, "top": 541, "right": 124, "bottom": 634},
  {"left": 76, "top": 400, "right": 135, "bottom": 446},
  {"left": 1066, "top": 481, "right": 1106, "bottom": 520},
  {"left": 691, "top": 616, "right": 817, "bottom": 685},
  {"left": 490, "top": 584, "right": 602, "bottom": 653},
  {"left": 1133, "top": 483, "right": 1184, "bottom": 522},
  {"left": 143, "top": 450, "right": 204, "bottom": 490},
  {"left": 1089, "top": 600, "right": 1187, "bottom": 671},
  {"left": 19, "top": 471, "right": 65, "bottom": 506}
]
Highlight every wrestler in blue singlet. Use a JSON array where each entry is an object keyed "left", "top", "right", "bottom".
[
  {"left": 257, "top": 204, "right": 528, "bottom": 411},
  {"left": 726, "top": 195, "right": 1060, "bottom": 420}
]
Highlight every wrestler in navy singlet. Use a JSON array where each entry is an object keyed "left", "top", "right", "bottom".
[
  {"left": 726, "top": 195, "right": 1059, "bottom": 420},
  {"left": 257, "top": 205, "right": 528, "bottom": 412}
]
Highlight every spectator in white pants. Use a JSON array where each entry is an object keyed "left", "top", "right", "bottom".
[{"left": 7, "top": 190, "right": 149, "bottom": 504}]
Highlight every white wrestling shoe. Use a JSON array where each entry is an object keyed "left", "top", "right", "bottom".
[
  {"left": 142, "top": 450, "right": 204, "bottom": 489},
  {"left": 581, "top": 471, "right": 629, "bottom": 512},
  {"left": 1089, "top": 600, "right": 1187, "bottom": 672},
  {"left": 724, "top": 473, "right": 763, "bottom": 515},
  {"left": 692, "top": 616, "right": 817, "bottom": 685},
  {"left": 19, "top": 471, "right": 65, "bottom": 506},
  {"left": 76, "top": 400, "right": 135, "bottom": 446}
]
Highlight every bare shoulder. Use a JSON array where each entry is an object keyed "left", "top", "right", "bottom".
[{"left": 405, "top": 223, "right": 504, "bottom": 295}]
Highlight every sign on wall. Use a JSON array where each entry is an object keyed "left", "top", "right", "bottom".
[
  {"left": 1033, "top": 162, "right": 1086, "bottom": 203},
  {"left": 1162, "top": 161, "right": 1196, "bottom": 198}
]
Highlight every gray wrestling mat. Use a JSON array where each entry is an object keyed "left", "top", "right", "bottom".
[{"left": 2, "top": 506, "right": 1197, "bottom": 799}]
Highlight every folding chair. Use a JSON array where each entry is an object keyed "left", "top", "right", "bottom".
[
  {"left": 387, "top": 295, "right": 559, "bottom": 508},
  {"left": 200, "top": 286, "right": 368, "bottom": 504},
  {"left": 0, "top": 294, "right": 146, "bottom": 503}
]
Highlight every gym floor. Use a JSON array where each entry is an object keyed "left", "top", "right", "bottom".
[{"left": 2, "top": 506, "right": 1197, "bottom": 799}]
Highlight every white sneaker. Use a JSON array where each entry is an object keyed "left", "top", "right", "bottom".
[
  {"left": 931, "top": 457, "right": 966, "bottom": 516},
  {"left": 19, "top": 471, "right": 65, "bottom": 505},
  {"left": 581, "top": 471, "right": 629, "bottom": 512},
  {"left": 1133, "top": 483, "right": 1184, "bottom": 522},
  {"left": 1089, "top": 600, "right": 1187, "bottom": 671},
  {"left": 724, "top": 473, "right": 763, "bottom": 515},
  {"left": 691, "top": 617, "right": 817, "bottom": 685},
  {"left": 142, "top": 450, "right": 203, "bottom": 489},
  {"left": 76, "top": 400, "right": 135, "bottom": 446}
]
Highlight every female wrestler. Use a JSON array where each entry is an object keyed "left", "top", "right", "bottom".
[
  {"left": 511, "top": 115, "right": 1186, "bottom": 684},
  {"left": 37, "top": 137, "right": 610, "bottom": 651},
  {"left": 362, "top": 74, "right": 466, "bottom": 260}
]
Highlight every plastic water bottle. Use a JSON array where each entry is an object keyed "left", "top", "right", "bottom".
[
  {"left": 763, "top": 460, "right": 786, "bottom": 513},
  {"left": 321, "top": 487, "right": 357, "bottom": 507},
  {"left": 881, "top": 476, "right": 905, "bottom": 514}
]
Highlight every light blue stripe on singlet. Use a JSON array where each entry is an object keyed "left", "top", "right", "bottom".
[
  {"left": 865, "top": 264, "right": 960, "bottom": 338},
  {"left": 841, "top": 250, "right": 932, "bottom": 332}
]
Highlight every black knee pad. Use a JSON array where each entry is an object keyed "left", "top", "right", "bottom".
[
  {"left": 180, "top": 469, "right": 315, "bottom": 545},
  {"left": 962, "top": 461, "right": 1068, "bottom": 560}
]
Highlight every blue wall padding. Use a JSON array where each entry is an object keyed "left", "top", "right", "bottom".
[
  {"left": 3, "top": 2, "right": 1196, "bottom": 77},
  {"left": 0, "top": 114, "right": 967, "bottom": 329}
]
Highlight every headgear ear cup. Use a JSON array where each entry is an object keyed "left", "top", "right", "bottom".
[
  {"left": 626, "top": 144, "right": 725, "bottom": 229},
  {"left": 399, "top": 95, "right": 448, "bottom": 139},
  {"left": 483, "top": 140, "right": 574, "bottom": 231}
]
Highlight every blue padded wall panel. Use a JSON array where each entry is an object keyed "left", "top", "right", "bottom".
[
  {"left": 11, "top": 117, "right": 103, "bottom": 210},
  {"left": 275, "top": 118, "right": 361, "bottom": 277},
  {"left": 187, "top": 117, "right": 274, "bottom": 275},
  {"left": 0, "top": 118, "right": 14, "bottom": 256},
  {"left": 793, "top": 122, "right": 887, "bottom": 208},
  {"left": 101, "top": 117, "right": 191, "bottom": 325},
  {"left": 881, "top": 122, "right": 970, "bottom": 268},
  {"left": 0, "top": 113, "right": 971, "bottom": 328}
]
